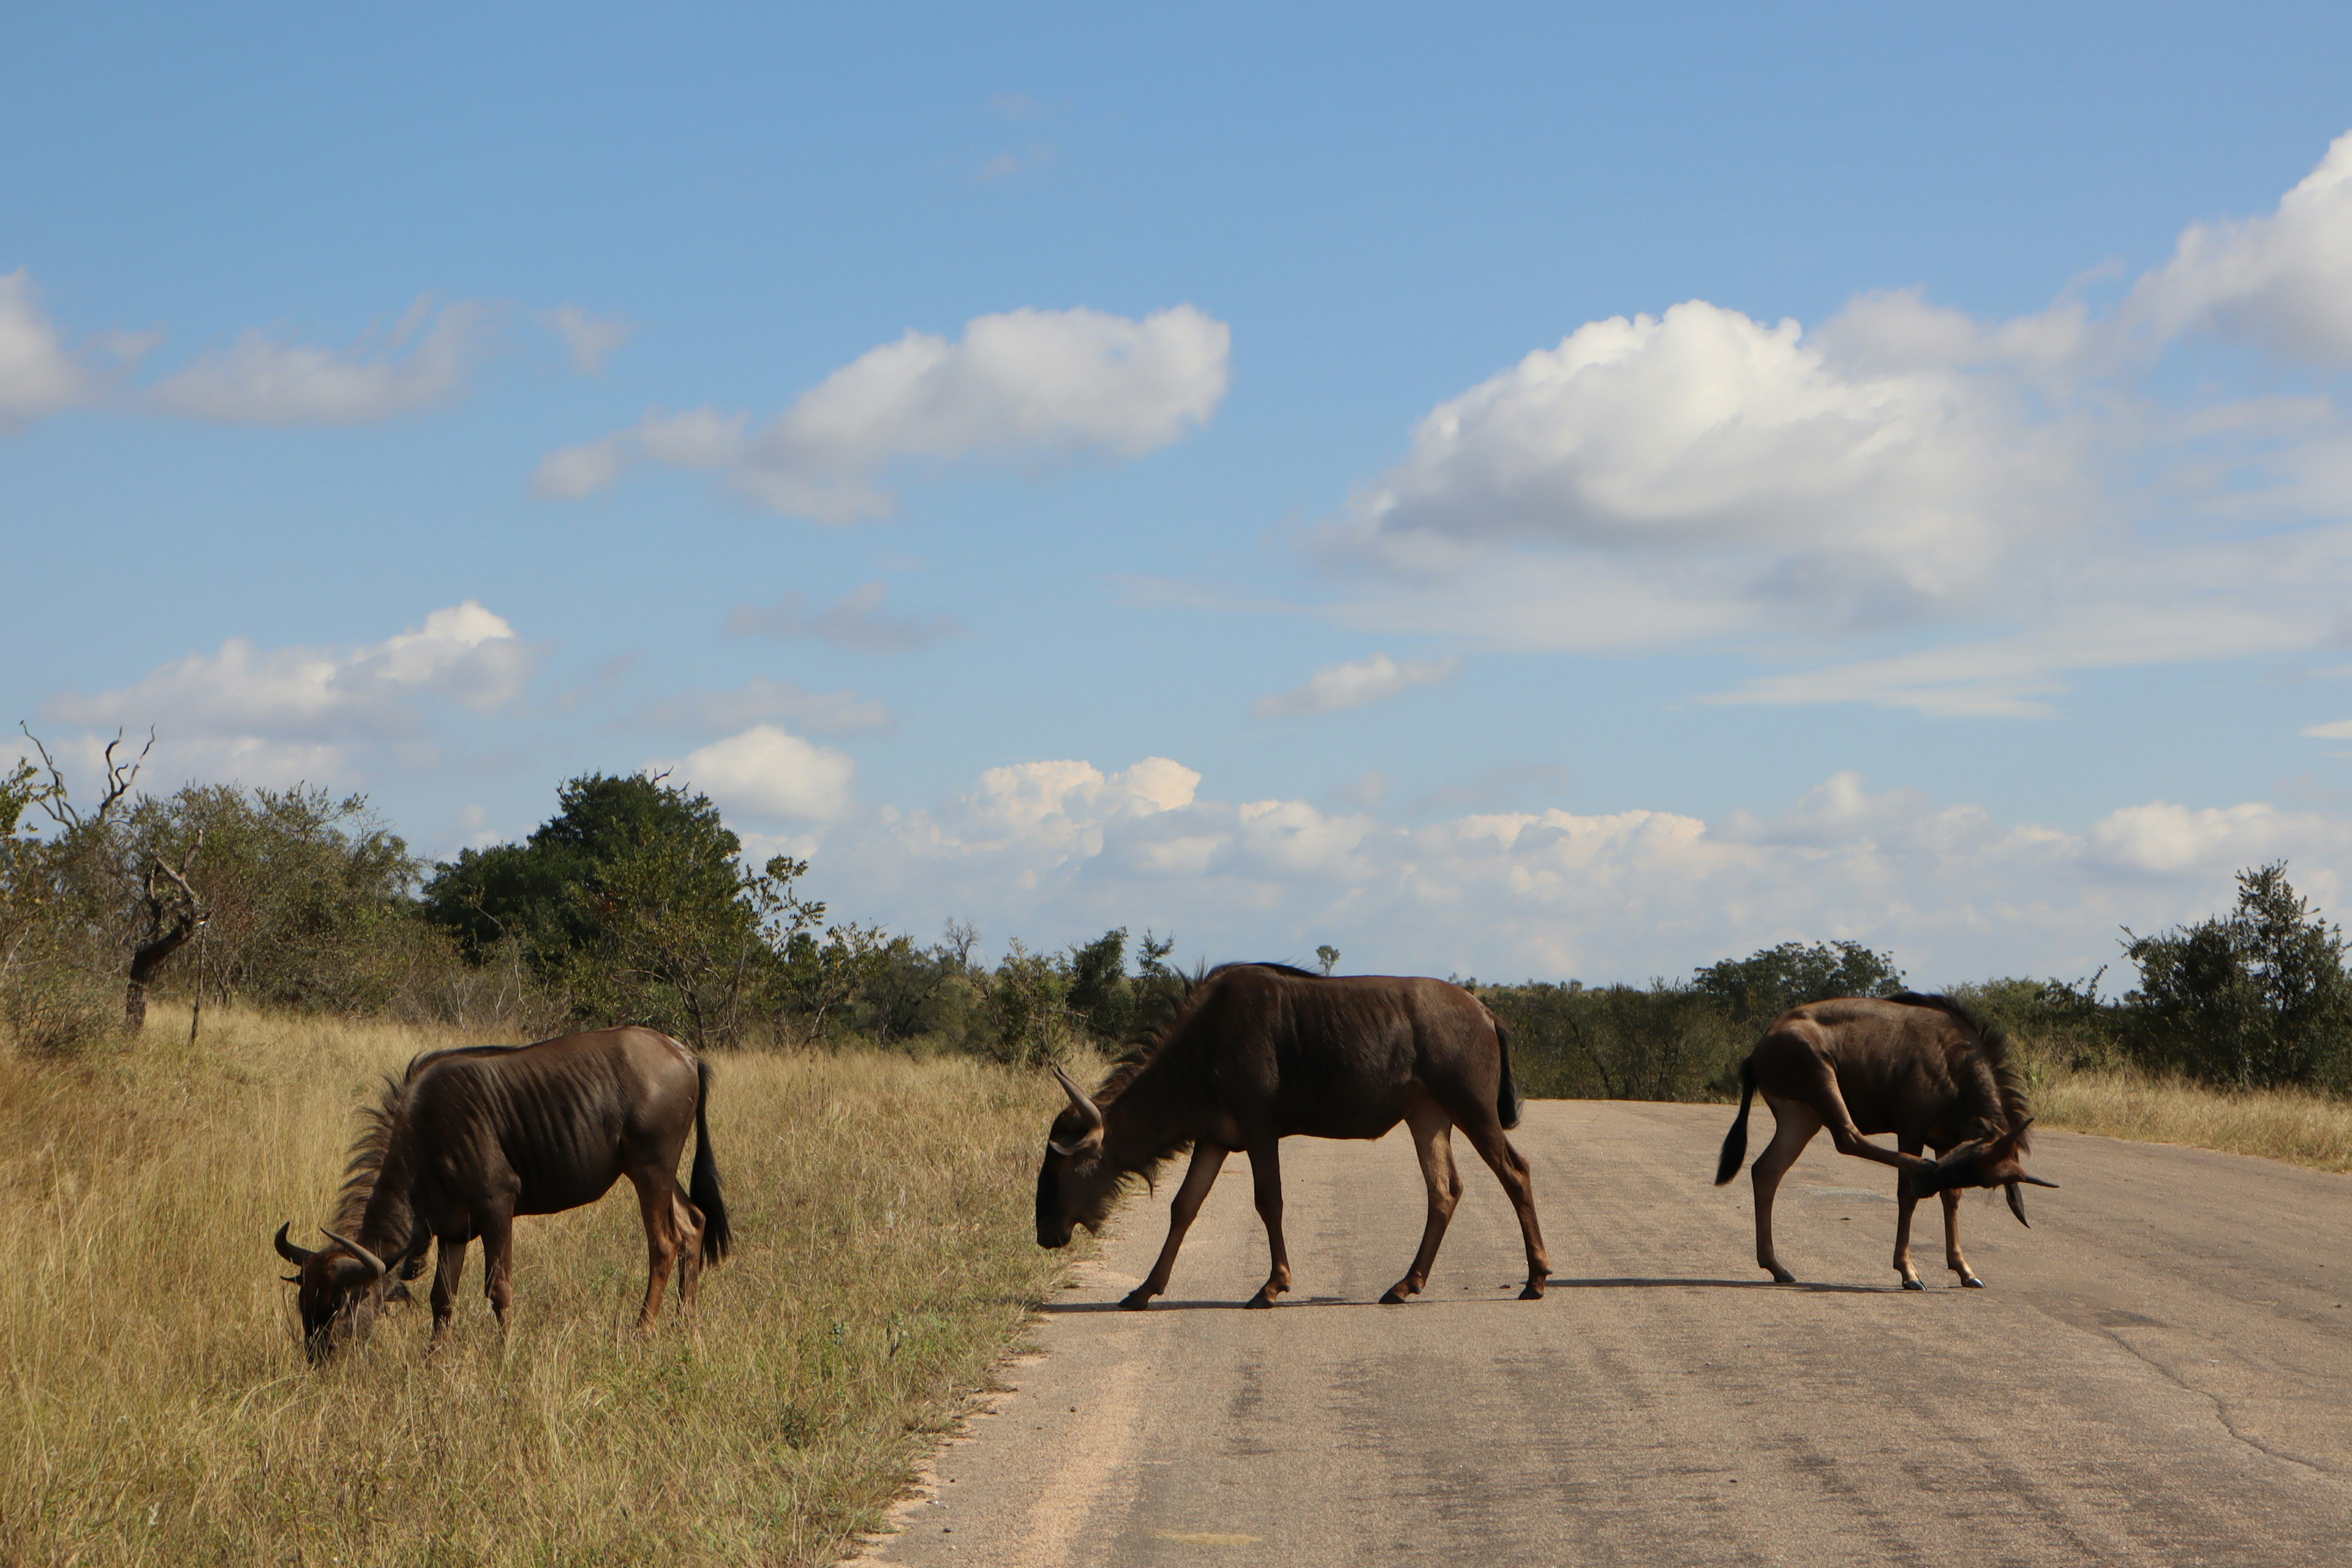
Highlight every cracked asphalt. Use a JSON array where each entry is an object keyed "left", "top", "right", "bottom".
[{"left": 865, "top": 1101, "right": 2352, "bottom": 1567}]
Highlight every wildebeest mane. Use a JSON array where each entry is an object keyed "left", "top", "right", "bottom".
[
  {"left": 1887, "top": 992, "right": 2030, "bottom": 1151},
  {"left": 331, "top": 1044, "right": 519, "bottom": 1244}
]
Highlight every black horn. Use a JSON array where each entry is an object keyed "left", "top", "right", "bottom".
[
  {"left": 1051, "top": 1065, "right": 1104, "bottom": 1142},
  {"left": 2005, "top": 1180, "right": 2031, "bottom": 1227},
  {"left": 274, "top": 1223, "right": 318, "bottom": 1265},
  {"left": 321, "top": 1227, "right": 387, "bottom": 1281}
]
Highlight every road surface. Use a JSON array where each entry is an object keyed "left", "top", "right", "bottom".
[{"left": 866, "top": 1101, "right": 2352, "bottom": 1566}]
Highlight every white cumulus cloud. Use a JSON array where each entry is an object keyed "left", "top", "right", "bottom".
[
  {"left": 2130, "top": 130, "right": 2352, "bottom": 364},
  {"left": 48, "top": 602, "right": 535, "bottom": 743},
  {"left": 34, "top": 603, "right": 536, "bottom": 788},
  {"left": 146, "top": 296, "right": 497, "bottom": 424},
  {"left": 1297, "top": 127, "right": 2352, "bottom": 718},
  {"left": 537, "top": 304, "right": 1231, "bottom": 521},
  {"left": 1252, "top": 652, "right": 1463, "bottom": 717},
  {"left": 663, "top": 724, "right": 857, "bottom": 823},
  {"left": 1321, "top": 299, "right": 2081, "bottom": 624}
]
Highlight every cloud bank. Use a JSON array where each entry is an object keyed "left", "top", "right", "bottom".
[
  {"left": 810, "top": 756, "right": 2352, "bottom": 985},
  {"left": 42, "top": 602, "right": 536, "bottom": 783}
]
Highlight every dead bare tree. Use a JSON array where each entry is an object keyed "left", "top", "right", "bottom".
[
  {"left": 127, "top": 833, "right": 206, "bottom": 1031},
  {"left": 19, "top": 725, "right": 213, "bottom": 1031}
]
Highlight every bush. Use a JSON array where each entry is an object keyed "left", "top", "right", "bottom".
[
  {"left": 1692, "top": 939, "right": 1906, "bottom": 1027},
  {"left": 2122, "top": 863, "right": 2352, "bottom": 1091},
  {"left": 1482, "top": 981, "right": 1743, "bottom": 1101}
]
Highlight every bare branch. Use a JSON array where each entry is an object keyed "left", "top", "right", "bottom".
[{"left": 15, "top": 723, "right": 154, "bottom": 831}]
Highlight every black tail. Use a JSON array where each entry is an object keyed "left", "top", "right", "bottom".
[
  {"left": 692, "top": 1059, "right": 732, "bottom": 1264},
  {"left": 1714, "top": 1057, "right": 1757, "bottom": 1186},
  {"left": 1495, "top": 1020, "right": 1523, "bottom": 1130}
]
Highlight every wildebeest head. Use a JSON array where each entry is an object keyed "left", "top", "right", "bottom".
[
  {"left": 1912, "top": 1120, "right": 2058, "bottom": 1224},
  {"left": 1035, "top": 1066, "right": 1112, "bottom": 1249},
  {"left": 273, "top": 1223, "right": 408, "bottom": 1359}
]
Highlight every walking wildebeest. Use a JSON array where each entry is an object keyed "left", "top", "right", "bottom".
[
  {"left": 1036, "top": 963, "right": 1549, "bottom": 1308},
  {"left": 273, "top": 1026, "right": 730, "bottom": 1359},
  {"left": 1714, "top": 993, "right": 2057, "bottom": 1289}
]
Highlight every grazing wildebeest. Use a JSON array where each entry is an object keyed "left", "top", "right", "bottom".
[
  {"left": 1035, "top": 963, "right": 1549, "bottom": 1309},
  {"left": 273, "top": 1026, "right": 730, "bottom": 1359},
  {"left": 1713, "top": 993, "right": 2057, "bottom": 1289}
]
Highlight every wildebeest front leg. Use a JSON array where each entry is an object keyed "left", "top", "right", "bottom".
[
  {"left": 1942, "top": 1187, "right": 1984, "bottom": 1286},
  {"left": 1751, "top": 1098, "right": 1821, "bottom": 1284},
  {"left": 1121, "top": 1141, "right": 1226, "bottom": 1310},
  {"left": 1462, "top": 1125, "right": 1550, "bottom": 1298},
  {"left": 1893, "top": 1136, "right": 1926, "bottom": 1289},
  {"left": 430, "top": 1234, "right": 468, "bottom": 1340},
  {"left": 1383, "top": 1096, "right": 1463, "bottom": 1304},
  {"left": 480, "top": 1209, "right": 517, "bottom": 1329},
  {"left": 1245, "top": 1139, "right": 1291, "bottom": 1308}
]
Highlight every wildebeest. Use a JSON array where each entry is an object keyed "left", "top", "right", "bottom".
[
  {"left": 1714, "top": 993, "right": 2057, "bottom": 1289},
  {"left": 1036, "top": 963, "right": 1549, "bottom": 1308},
  {"left": 273, "top": 1026, "right": 730, "bottom": 1358}
]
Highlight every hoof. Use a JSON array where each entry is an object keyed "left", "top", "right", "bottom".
[
  {"left": 1901, "top": 1278, "right": 1925, "bottom": 1291},
  {"left": 1117, "top": 1291, "right": 1154, "bottom": 1311},
  {"left": 1379, "top": 1287, "right": 1408, "bottom": 1305},
  {"left": 1518, "top": 1283, "right": 1545, "bottom": 1301},
  {"left": 1244, "top": 1293, "right": 1277, "bottom": 1310},
  {"left": 1961, "top": 1275, "right": 1986, "bottom": 1289},
  {"left": 1766, "top": 1267, "right": 1796, "bottom": 1285}
]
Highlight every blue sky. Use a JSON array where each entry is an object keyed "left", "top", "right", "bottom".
[{"left": 10, "top": 2, "right": 2352, "bottom": 986}]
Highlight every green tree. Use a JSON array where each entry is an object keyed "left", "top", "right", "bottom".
[
  {"left": 1692, "top": 940, "right": 1906, "bottom": 1028},
  {"left": 2124, "top": 863, "right": 2352, "bottom": 1089},
  {"left": 1065, "top": 927, "right": 1133, "bottom": 1044},
  {"left": 423, "top": 772, "right": 829, "bottom": 1049}
]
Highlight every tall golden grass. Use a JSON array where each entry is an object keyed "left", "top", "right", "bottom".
[
  {"left": 0, "top": 1007, "right": 1070, "bottom": 1567},
  {"left": 2033, "top": 1066, "right": 2352, "bottom": 1172}
]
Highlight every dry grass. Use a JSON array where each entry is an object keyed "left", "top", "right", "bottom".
[
  {"left": 0, "top": 1006, "right": 1072, "bottom": 1566},
  {"left": 2033, "top": 1065, "right": 2352, "bottom": 1174}
]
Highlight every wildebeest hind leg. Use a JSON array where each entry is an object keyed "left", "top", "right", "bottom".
[
  {"left": 1942, "top": 1188, "right": 1983, "bottom": 1286},
  {"left": 1462, "top": 1124, "right": 1549, "bottom": 1298},
  {"left": 627, "top": 1168, "right": 684, "bottom": 1330},
  {"left": 671, "top": 1191, "right": 707, "bottom": 1311},
  {"left": 1751, "top": 1099, "right": 1820, "bottom": 1284},
  {"left": 1245, "top": 1139, "right": 1291, "bottom": 1308},
  {"left": 1383, "top": 1095, "right": 1461, "bottom": 1304},
  {"left": 1123, "top": 1141, "right": 1226, "bottom": 1310}
]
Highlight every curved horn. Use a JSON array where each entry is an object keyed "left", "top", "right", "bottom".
[
  {"left": 2005, "top": 1180, "right": 2031, "bottom": 1227},
  {"left": 320, "top": 1228, "right": 386, "bottom": 1281},
  {"left": 274, "top": 1223, "right": 318, "bottom": 1265},
  {"left": 2015, "top": 1173, "right": 2059, "bottom": 1188},
  {"left": 1052, "top": 1066, "right": 1104, "bottom": 1138}
]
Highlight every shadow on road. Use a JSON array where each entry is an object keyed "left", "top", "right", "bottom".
[
  {"left": 1039, "top": 1297, "right": 1533, "bottom": 1316},
  {"left": 1548, "top": 1275, "right": 1891, "bottom": 1295}
]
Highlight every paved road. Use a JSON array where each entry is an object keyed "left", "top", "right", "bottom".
[{"left": 867, "top": 1101, "right": 2352, "bottom": 1567}]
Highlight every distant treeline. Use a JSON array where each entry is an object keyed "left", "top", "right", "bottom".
[{"left": 7, "top": 745, "right": 2352, "bottom": 1098}]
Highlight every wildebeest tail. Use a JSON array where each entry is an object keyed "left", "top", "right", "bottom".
[
  {"left": 693, "top": 1058, "right": 733, "bottom": 1264},
  {"left": 1714, "top": 1057, "right": 1757, "bottom": 1186},
  {"left": 1495, "top": 1019, "right": 1523, "bottom": 1130}
]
